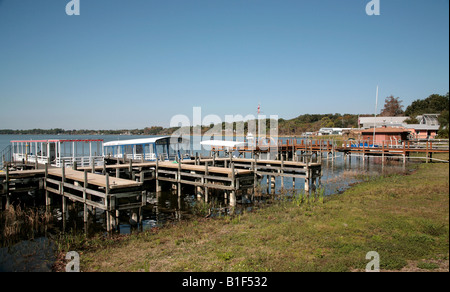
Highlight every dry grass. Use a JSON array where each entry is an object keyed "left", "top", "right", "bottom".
[
  {"left": 57, "top": 162, "right": 449, "bottom": 272},
  {"left": 0, "top": 205, "right": 52, "bottom": 246}
]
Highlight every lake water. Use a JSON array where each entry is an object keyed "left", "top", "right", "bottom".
[{"left": 0, "top": 134, "right": 412, "bottom": 271}]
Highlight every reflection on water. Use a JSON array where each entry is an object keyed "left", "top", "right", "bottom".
[
  {"left": 0, "top": 237, "right": 56, "bottom": 272},
  {"left": 0, "top": 153, "right": 414, "bottom": 271}
]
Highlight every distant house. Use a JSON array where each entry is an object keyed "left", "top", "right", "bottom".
[
  {"left": 361, "top": 127, "right": 410, "bottom": 145},
  {"left": 318, "top": 128, "right": 352, "bottom": 136},
  {"left": 358, "top": 116, "right": 408, "bottom": 129},
  {"left": 416, "top": 114, "right": 440, "bottom": 126},
  {"left": 405, "top": 114, "right": 440, "bottom": 140},
  {"left": 405, "top": 124, "right": 439, "bottom": 140}
]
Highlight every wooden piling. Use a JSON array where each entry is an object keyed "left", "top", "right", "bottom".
[
  {"left": 230, "top": 162, "right": 236, "bottom": 207},
  {"left": 177, "top": 159, "right": 181, "bottom": 197},
  {"left": 105, "top": 173, "right": 111, "bottom": 232},
  {"left": 5, "top": 165, "right": 10, "bottom": 209},
  {"left": 91, "top": 157, "right": 95, "bottom": 173},
  {"left": 45, "top": 163, "right": 50, "bottom": 206},
  {"left": 155, "top": 157, "right": 160, "bottom": 192},
  {"left": 62, "top": 161, "right": 67, "bottom": 216},
  {"left": 280, "top": 152, "right": 284, "bottom": 189},
  {"left": 205, "top": 162, "right": 209, "bottom": 203},
  {"left": 83, "top": 170, "right": 88, "bottom": 223},
  {"left": 304, "top": 156, "right": 310, "bottom": 193}
]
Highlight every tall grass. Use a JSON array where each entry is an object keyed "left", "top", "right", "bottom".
[
  {"left": 292, "top": 187, "right": 325, "bottom": 207},
  {"left": 0, "top": 205, "right": 53, "bottom": 246}
]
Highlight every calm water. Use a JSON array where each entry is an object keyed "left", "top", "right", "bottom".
[{"left": 0, "top": 134, "right": 412, "bottom": 271}]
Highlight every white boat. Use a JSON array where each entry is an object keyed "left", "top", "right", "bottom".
[
  {"left": 103, "top": 136, "right": 190, "bottom": 161},
  {"left": 10, "top": 138, "right": 104, "bottom": 168},
  {"left": 200, "top": 140, "right": 246, "bottom": 149}
]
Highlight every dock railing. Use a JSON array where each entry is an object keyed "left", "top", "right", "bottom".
[{"left": 0, "top": 145, "right": 12, "bottom": 170}]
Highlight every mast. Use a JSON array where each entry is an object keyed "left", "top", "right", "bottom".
[{"left": 373, "top": 85, "right": 379, "bottom": 145}]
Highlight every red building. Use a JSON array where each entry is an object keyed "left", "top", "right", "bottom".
[{"left": 361, "top": 127, "right": 410, "bottom": 145}]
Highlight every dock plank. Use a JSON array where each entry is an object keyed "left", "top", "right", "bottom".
[
  {"left": 157, "top": 162, "right": 252, "bottom": 176},
  {"left": 47, "top": 168, "right": 142, "bottom": 189},
  {"left": 78, "top": 161, "right": 253, "bottom": 175},
  {"left": 0, "top": 169, "right": 46, "bottom": 178}
]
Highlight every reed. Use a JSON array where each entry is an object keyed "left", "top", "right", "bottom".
[
  {"left": 292, "top": 187, "right": 325, "bottom": 207},
  {"left": 0, "top": 204, "right": 53, "bottom": 246},
  {"left": 190, "top": 200, "right": 218, "bottom": 217}
]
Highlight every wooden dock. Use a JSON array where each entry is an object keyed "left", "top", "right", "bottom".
[
  {"left": 44, "top": 166, "right": 145, "bottom": 232},
  {"left": 100, "top": 155, "right": 322, "bottom": 199},
  {"left": 211, "top": 138, "right": 449, "bottom": 163},
  {"left": 2, "top": 151, "right": 324, "bottom": 231},
  {"left": 336, "top": 140, "right": 449, "bottom": 162},
  {"left": 1, "top": 165, "right": 145, "bottom": 231}
]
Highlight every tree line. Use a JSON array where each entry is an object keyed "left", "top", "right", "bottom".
[
  {"left": 379, "top": 92, "right": 449, "bottom": 137},
  {"left": 1, "top": 92, "right": 448, "bottom": 137}
]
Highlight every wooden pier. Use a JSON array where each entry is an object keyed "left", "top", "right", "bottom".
[
  {"left": 86, "top": 156, "right": 321, "bottom": 205},
  {"left": 1, "top": 153, "right": 322, "bottom": 232},
  {"left": 45, "top": 166, "right": 145, "bottom": 231},
  {"left": 211, "top": 138, "right": 449, "bottom": 163},
  {"left": 336, "top": 140, "right": 449, "bottom": 162},
  {"left": 0, "top": 168, "right": 45, "bottom": 209}
]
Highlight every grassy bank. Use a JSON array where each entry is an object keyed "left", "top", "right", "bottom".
[{"left": 57, "top": 162, "right": 449, "bottom": 272}]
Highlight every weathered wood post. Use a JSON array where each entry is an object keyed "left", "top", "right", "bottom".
[
  {"left": 105, "top": 173, "right": 112, "bottom": 232},
  {"left": 155, "top": 156, "right": 160, "bottom": 192},
  {"left": 45, "top": 163, "right": 51, "bottom": 207},
  {"left": 304, "top": 155, "right": 310, "bottom": 193},
  {"left": 253, "top": 155, "right": 258, "bottom": 199},
  {"left": 280, "top": 152, "right": 284, "bottom": 189},
  {"left": 61, "top": 160, "right": 67, "bottom": 217},
  {"left": 5, "top": 165, "right": 10, "bottom": 209},
  {"left": 139, "top": 170, "right": 146, "bottom": 226},
  {"left": 205, "top": 162, "right": 209, "bottom": 203},
  {"left": 177, "top": 158, "right": 181, "bottom": 197},
  {"left": 129, "top": 159, "right": 133, "bottom": 178},
  {"left": 362, "top": 140, "right": 366, "bottom": 162},
  {"left": 403, "top": 141, "right": 407, "bottom": 164},
  {"left": 83, "top": 170, "right": 88, "bottom": 223},
  {"left": 230, "top": 162, "right": 236, "bottom": 207},
  {"left": 91, "top": 157, "right": 95, "bottom": 173},
  {"left": 429, "top": 141, "right": 433, "bottom": 162},
  {"left": 292, "top": 139, "right": 295, "bottom": 162}
]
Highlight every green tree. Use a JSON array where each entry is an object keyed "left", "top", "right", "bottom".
[
  {"left": 437, "top": 110, "right": 449, "bottom": 138},
  {"left": 380, "top": 96, "right": 404, "bottom": 116},
  {"left": 404, "top": 93, "right": 449, "bottom": 117}
]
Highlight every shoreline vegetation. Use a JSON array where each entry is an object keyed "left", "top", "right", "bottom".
[
  {"left": 0, "top": 113, "right": 359, "bottom": 137},
  {"left": 1, "top": 92, "right": 448, "bottom": 138},
  {"left": 54, "top": 159, "right": 449, "bottom": 272}
]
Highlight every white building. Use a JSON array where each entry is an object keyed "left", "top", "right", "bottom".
[
  {"left": 358, "top": 116, "right": 409, "bottom": 129},
  {"left": 318, "top": 128, "right": 352, "bottom": 136}
]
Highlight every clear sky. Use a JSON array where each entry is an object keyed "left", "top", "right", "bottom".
[{"left": 0, "top": 0, "right": 448, "bottom": 130}]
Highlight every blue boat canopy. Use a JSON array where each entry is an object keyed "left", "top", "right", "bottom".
[{"left": 103, "top": 136, "right": 190, "bottom": 161}]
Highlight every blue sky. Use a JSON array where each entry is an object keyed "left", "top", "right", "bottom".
[{"left": 0, "top": 0, "right": 448, "bottom": 130}]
